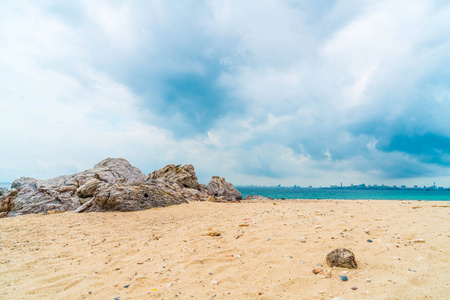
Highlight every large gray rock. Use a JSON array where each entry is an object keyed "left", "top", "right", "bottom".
[
  {"left": 0, "top": 159, "right": 242, "bottom": 217},
  {"left": 207, "top": 176, "right": 242, "bottom": 202},
  {"left": 11, "top": 177, "right": 37, "bottom": 190},
  {"left": 147, "top": 164, "right": 200, "bottom": 189},
  {"left": 85, "top": 180, "right": 187, "bottom": 212},
  {"left": 0, "top": 158, "right": 145, "bottom": 217}
]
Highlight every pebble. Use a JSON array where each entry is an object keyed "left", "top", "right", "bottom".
[
  {"left": 408, "top": 268, "right": 417, "bottom": 272},
  {"left": 366, "top": 278, "right": 371, "bottom": 283},
  {"left": 124, "top": 284, "right": 130, "bottom": 288},
  {"left": 312, "top": 268, "right": 323, "bottom": 274},
  {"left": 351, "top": 287, "right": 358, "bottom": 290},
  {"left": 367, "top": 239, "right": 373, "bottom": 243},
  {"left": 340, "top": 275, "right": 348, "bottom": 281},
  {"left": 114, "top": 297, "right": 120, "bottom": 300}
]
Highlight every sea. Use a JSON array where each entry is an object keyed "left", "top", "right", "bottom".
[{"left": 237, "top": 187, "right": 450, "bottom": 201}]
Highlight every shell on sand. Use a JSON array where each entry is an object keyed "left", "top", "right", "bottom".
[{"left": 312, "top": 268, "right": 323, "bottom": 274}]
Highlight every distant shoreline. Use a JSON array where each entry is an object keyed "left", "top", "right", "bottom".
[{"left": 237, "top": 186, "right": 450, "bottom": 201}]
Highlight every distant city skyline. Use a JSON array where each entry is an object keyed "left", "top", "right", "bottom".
[{"left": 243, "top": 182, "right": 450, "bottom": 190}]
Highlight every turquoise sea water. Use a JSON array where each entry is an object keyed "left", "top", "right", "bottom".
[{"left": 237, "top": 187, "right": 450, "bottom": 201}]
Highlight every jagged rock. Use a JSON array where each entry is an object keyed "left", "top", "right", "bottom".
[
  {"left": 11, "top": 177, "right": 37, "bottom": 190},
  {"left": 207, "top": 176, "right": 242, "bottom": 202},
  {"left": 76, "top": 179, "right": 102, "bottom": 198},
  {"left": 326, "top": 248, "right": 358, "bottom": 269},
  {"left": 1, "top": 158, "right": 241, "bottom": 217},
  {"left": 0, "top": 158, "right": 145, "bottom": 217},
  {"left": 180, "top": 188, "right": 209, "bottom": 201},
  {"left": 242, "top": 195, "right": 274, "bottom": 200},
  {"left": 86, "top": 181, "right": 187, "bottom": 212},
  {"left": 147, "top": 164, "right": 200, "bottom": 189},
  {"left": 92, "top": 158, "right": 145, "bottom": 183}
]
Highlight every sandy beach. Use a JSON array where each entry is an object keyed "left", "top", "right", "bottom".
[{"left": 0, "top": 199, "right": 449, "bottom": 299}]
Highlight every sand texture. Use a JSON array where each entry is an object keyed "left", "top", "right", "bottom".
[{"left": 0, "top": 200, "right": 449, "bottom": 299}]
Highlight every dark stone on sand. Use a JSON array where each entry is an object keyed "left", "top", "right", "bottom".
[
  {"left": 340, "top": 275, "right": 348, "bottom": 281},
  {"left": 326, "top": 248, "right": 358, "bottom": 269}
]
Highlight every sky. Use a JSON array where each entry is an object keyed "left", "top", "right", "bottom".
[{"left": 1, "top": 0, "right": 450, "bottom": 187}]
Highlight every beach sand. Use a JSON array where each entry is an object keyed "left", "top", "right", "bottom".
[{"left": 0, "top": 200, "right": 449, "bottom": 299}]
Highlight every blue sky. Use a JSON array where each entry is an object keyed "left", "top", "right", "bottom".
[{"left": 1, "top": 0, "right": 449, "bottom": 187}]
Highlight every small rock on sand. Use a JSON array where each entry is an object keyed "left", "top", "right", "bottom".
[
  {"left": 326, "top": 248, "right": 357, "bottom": 269},
  {"left": 318, "top": 269, "right": 331, "bottom": 278}
]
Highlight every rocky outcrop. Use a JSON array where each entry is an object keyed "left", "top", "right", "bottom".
[
  {"left": 0, "top": 158, "right": 242, "bottom": 217},
  {"left": 326, "top": 248, "right": 358, "bottom": 269},
  {"left": 88, "top": 180, "right": 187, "bottom": 212},
  {"left": 0, "top": 158, "right": 146, "bottom": 217},
  {"left": 207, "top": 176, "right": 242, "bottom": 202},
  {"left": 147, "top": 164, "right": 200, "bottom": 189}
]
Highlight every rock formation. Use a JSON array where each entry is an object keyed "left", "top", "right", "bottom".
[
  {"left": 0, "top": 158, "right": 147, "bottom": 217},
  {"left": 147, "top": 164, "right": 200, "bottom": 189},
  {"left": 207, "top": 176, "right": 242, "bottom": 202},
  {"left": 326, "top": 248, "right": 358, "bottom": 269},
  {"left": 0, "top": 158, "right": 242, "bottom": 217}
]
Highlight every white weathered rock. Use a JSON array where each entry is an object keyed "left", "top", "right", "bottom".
[
  {"left": 147, "top": 164, "right": 200, "bottom": 189},
  {"left": 207, "top": 176, "right": 242, "bottom": 202}
]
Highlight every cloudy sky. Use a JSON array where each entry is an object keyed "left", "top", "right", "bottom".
[{"left": 1, "top": 0, "right": 450, "bottom": 187}]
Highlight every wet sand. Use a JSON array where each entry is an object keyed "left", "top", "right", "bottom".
[{"left": 0, "top": 200, "right": 449, "bottom": 299}]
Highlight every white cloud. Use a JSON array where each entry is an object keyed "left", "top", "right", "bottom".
[{"left": 1, "top": 0, "right": 449, "bottom": 187}]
